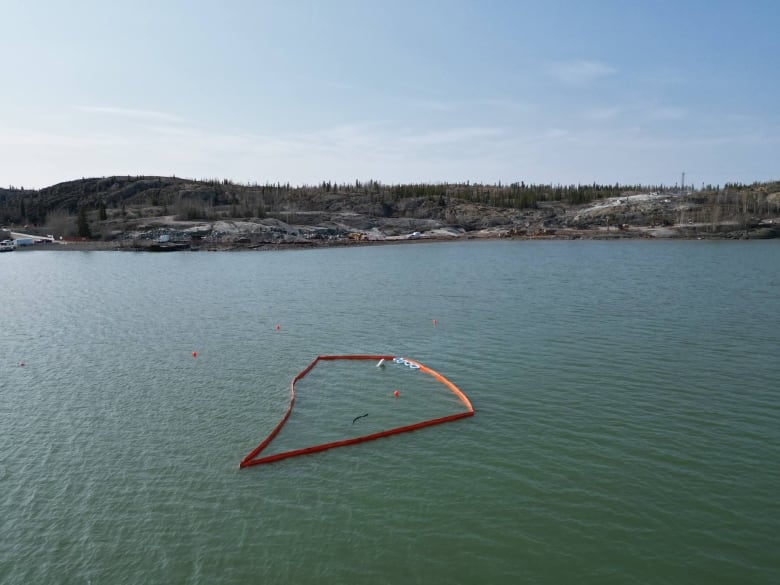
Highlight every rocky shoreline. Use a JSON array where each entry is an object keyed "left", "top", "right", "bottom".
[
  {"left": 4, "top": 182, "right": 779, "bottom": 251},
  {"left": 18, "top": 222, "right": 778, "bottom": 252}
]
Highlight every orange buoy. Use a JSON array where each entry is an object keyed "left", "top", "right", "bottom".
[
  {"left": 192, "top": 351, "right": 197, "bottom": 358},
  {"left": 393, "top": 390, "right": 399, "bottom": 398},
  {"left": 432, "top": 319, "right": 438, "bottom": 325},
  {"left": 275, "top": 324, "right": 281, "bottom": 331}
]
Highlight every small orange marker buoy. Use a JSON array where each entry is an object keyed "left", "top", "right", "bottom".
[
  {"left": 275, "top": 324, "right": 281, "bottom": 331},
  {"left": 192, "top": 351, "right": 197, "bottom": 358},
  {"left": 432, "top": 319, "right": 437, "bottom": 325},
  {"left": 393, "top": 390, "right": 399, "bottom": 398}
]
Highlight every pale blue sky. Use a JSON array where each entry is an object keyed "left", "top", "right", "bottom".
[{"left": 2, "top": 0, "right": 778, "bottom": 188}]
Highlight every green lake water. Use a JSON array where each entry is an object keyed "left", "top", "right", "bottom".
[{"left": 1, "top": 240, "right": 778, "bottom": 584}]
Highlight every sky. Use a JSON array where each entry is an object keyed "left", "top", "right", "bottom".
[{"left": 1, "top": 0, "right": 778, "bottom": 189}]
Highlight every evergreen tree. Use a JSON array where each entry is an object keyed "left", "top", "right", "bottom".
[{"left": 77, "top": 207, "right": 92, "bottom": 238}]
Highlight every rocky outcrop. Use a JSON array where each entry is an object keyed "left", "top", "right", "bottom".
[{"left": 2, "top": 177, "right": 779, "bottom": 243}]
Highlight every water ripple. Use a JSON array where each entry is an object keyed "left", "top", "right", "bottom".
[{"left": 2, "top": 243, "right": 779, "bottom": 584}]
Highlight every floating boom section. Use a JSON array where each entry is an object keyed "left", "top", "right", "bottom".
[{"left": 239, "top": 354, "right": 474, "bottom": 468}]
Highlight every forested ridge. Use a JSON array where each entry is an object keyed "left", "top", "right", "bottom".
[{"left": 1, "top": 176, "right": 778, "bottom": 240}]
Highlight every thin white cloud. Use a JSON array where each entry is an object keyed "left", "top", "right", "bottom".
[
  {"left": 585, "top": 106, "right": 621, "bottom": 121},
  {"left": 0, "top": 127, "right": 129, "bottom": 148},
  {"left": 648, "top": 106, "right": 687, "bottom": 120},
  {"left": 400, "top": 126, "right": 505, "bottom": 146},
  {"left": 143, "top": 124, "right": 196, "bottom": 137},
  {"left": 76, "top": 106, "right": 184, "bottom": 123},
  {"left": 543, "top": 128, "right": 570, "bottom": 140},
  {"left": 478, "top": 98, "right": 534, "bottom": 113},
  {"left": 407, "top": 97, "right": 534, "bottom": 116},
  {"left": 321, "top": 80, "right": 357, "bottom": 91},
  {"left": 409, "top": 99, "right": 460, "bottom": 112},
  {"left": 3, "top": 112, "right": 777, "bottom": 188},
  {"left": 548, "top": 60, "right": 617, "bottom": 86},
  {"left": 582, "top": 103, "right": 689, "bottom": 124}
]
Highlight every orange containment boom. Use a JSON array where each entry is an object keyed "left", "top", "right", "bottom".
[{"left": 239, "top": 355, "right": 474, "bottom": 468}]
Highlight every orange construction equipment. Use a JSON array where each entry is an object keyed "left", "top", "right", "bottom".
[{"left": 239, "top": 354, "right": 474, "bottom": 468}]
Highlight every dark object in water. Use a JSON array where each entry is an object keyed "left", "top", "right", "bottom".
[
  {"left": 146, "top": 242, "right": 190, "bottom": 252},
  {"left": 352, "top": 413, "right": 369, "bottom": 425}
]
